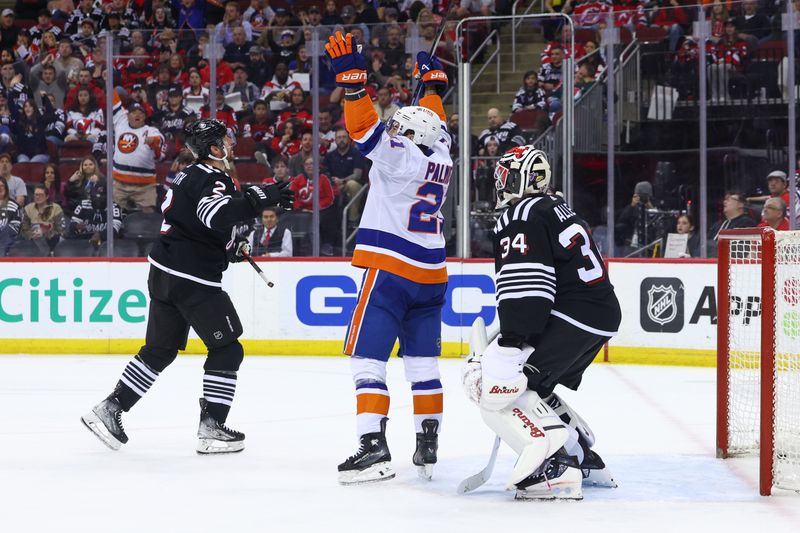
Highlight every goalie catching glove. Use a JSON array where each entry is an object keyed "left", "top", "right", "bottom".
[
  {"left": 325, "top": 31, "right": 367, "bottom": 88},
  {"left": 244, "top": 181, "right": 294, "bottom": 211},
  {"left": 413, "top": 51, "right": 448, "bottom": 88},
  {"left": 461, "top": 336, "right": 533, "bottom": 411}
]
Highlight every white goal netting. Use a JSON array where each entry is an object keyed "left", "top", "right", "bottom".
[{"left": 724, "top": 231, "right": 800, "bottom": 492}]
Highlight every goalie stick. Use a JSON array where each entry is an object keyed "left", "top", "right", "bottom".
[{"left": 457, "top": 317, "right": 502, "bottom": 494}]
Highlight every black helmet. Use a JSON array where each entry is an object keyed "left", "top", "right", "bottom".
[{"left": 185, "top": 119, "right": 228, "bottom": 161}]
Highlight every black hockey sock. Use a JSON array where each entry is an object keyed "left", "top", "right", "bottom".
[
  {"left": 115, "top": 355, "right": 161, "bottom": 411},
  {"left": 203, "top": 370, "right": 237, "bottom": 423}
]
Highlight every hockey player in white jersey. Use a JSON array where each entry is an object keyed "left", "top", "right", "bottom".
[
  {"left": 461, "top": 146, "right": 620, "bottom": 500},
  {"left": 325, "top": 31, "right": 451, "bottom": 484}
]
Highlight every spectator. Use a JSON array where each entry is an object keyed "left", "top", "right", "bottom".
[
  {"left": 538, "top": 44, "right": 564, "bottom": 95},
  {"left": 68, "top": 180, "right": 122, "bottom": 245},
  {"left": 248, "top": 207, "right": 292, "bottom": 257},
  {"left": 733, "top": 0, "right": 772, "bottom": 45},
  {"left": 708, "top": 0, "right": 730, "bottom": 43},
  {"left": 164, "top": 149, "right": 195, "bottom": 189},
  {"left": 354, "top": 0, "right": 380, "bottom": 23},
  {"left": 121, "top": 46, "right": 153, "bottom": 93},
  {"left": 747, "top": 170, "right": 790, "bottom": 206},
  {"left": 63, "top": 155, "right": 102, "bottom": 214},
  {"left": 223, "top": 26, "right": 253, "bottom": 70},
  {"left": 241, "top": 99, "right": 273, "bottom": 147},
  {"left": 37, "top": 31, "right": 59, "bottom": 63},
  {"left": 670, "top": 36, "right": 700, "bottom": 99},
  {"left": 266, "top": 156, "right": 290, "bottom": 184},
  {"left": 321, "top": 0, "right": 344, "bottom": 26},
  {"left": 147, "top": 65, "right": 176, "bottom": 109},
  {"left": 0, "top": 62, "right": 32, "bottom": 111},
  {"left": 0, "top": 153, "right": 26, "bottom": 205},
  {"left": 39, "top": 93, "right": 67, "bottom": 148},
  {"left": 65, "top": 0, "right": 104, "bottom": 36},
  {"left": 288, "top": 132, "right": 315, "bottom": 177},
  {"left": 650, "top": 0, "right": 688, "bottom": 52},
  {"left": 30, "top": 9, "right": 62, "bottom": 47},
  {"left": 288, "top": 46, "right": 311, "bottom": 76},
  {"left": 675, "top": 213, "right": 700, "bottom": 258},
  {"left": 215, "top": 1, "right": 253, "bottom": 45},
  {"left": 110, "top": 95, "right": 164, "bottom": 213},
  {"left": 223, "top": 67, "right": 260, "bottom": 111},
  {"left": 318, "top": 108, "right": 335, "bottom": 154},
  {"left": 271, "top": 119, "right": 302, "bottom": 158},
  {"left": 478, "top": 108, "right": 525, "bottom": 152},
  {"left": 709, "top": 190, "right": 757, "bottom": 253},
  {"left": 0, "top": 10, "right": 20, "bottom": 51},
  {"left": 200, "top": 88, "right": 238, "bottom": 133},
  {"left": 300, "top": 5, "right": 325, "bottom": 41},
  {"left": 614, "top": 0, "right": 647, "bottom": 33},
  {"left": 11, "top": 99, "right": 52, "bottom": 163},
  {"left": 292, "top": 155, "right": 337, "bottom": 255},
  {"left": 575, "top": 63, "right": 597, "bottom": 96},
  {"left": 262, "top": 27, "right": 305, "bottom": 68},
  {"left": 175, "top": 0, "right": 205, "bottom": 41},
  {"left": 21, "top": 184, "right": 65, "bottom": 254},
  {"left": 277, "top": 87, "right": 312, "bottom": 130},
  {"left": 55, "top": 38, "right": 85, "bottom": 82},
  {"left": 616, "top": 181, "right": 655, "bottom": 252},
  {"left": 374, "top": 86, "right": 400, "bottom": 121},
  {"left": 15, "top": 29, "right": 39, "bottom": 67},
  {"left": 758, "top": 197, "right": 789, "bottom": 231},
  {"left": 565, "top": 0, "right": 612, "bottom": 31},
  {"left": 0, "top": 176, "right": 21, "bottom": 255},
  {"left": 381, "top": 25, "right": 408, "bottom": 76},
  {"left": 457, "top": 0, "right": 494, "bottom": 18},
  {"left": 512, "top": 70, "right": 547, "bottom": 113},
  {"left": 243, "top": 0, "right": 275, "bottom": 38},
  {"left": 128, "top": 84, "right": 156, "bottom": 118},
  {"left": 64, "top": 68, "right": 105, "bottom": 110},
  {"left": 30, "top": 63, "right": 66, "bottom": 108},
  {"left": 65, "top": 88, "right": 105, "bottom": 143},
  {"left": 41, "top": 163, "right": 61, "bottom": 205},
  {"left": 71, "top": 19, "right": 99, "bottom": 51},
  {"left": 324, "top": 127, "right": 364, "bottom": 227},
  {"left": 245, "top": 45, "right": 271, "bottom": 87},
  {"left": 152, "top": 87, "right": 197, "bottom": 146},
  {"left": 706, "top": 20, "right": 748, "bottom": 102},
  {"left": 183, "top": 68, "right": 210, "bottom": 104},
  {"left": 260, "top": 62, "right": 302, "bottom": 111}
]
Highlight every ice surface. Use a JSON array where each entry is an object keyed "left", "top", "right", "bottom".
[{"left": 0, "top": 356, "right": 798, "bottom": 532}]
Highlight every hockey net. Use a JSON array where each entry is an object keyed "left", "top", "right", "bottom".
[{"left": 717, "top": 228, "right": 800, "bottom": 495}]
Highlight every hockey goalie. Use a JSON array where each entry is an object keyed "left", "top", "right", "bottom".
[{"left": 462, "top": 146, "right": 621, "bottom": 500}]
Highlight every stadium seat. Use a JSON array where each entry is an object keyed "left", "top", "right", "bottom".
[
  {"left": 5, "top": 239, "right": 46, "bottom": 257},
  {"left": 282, "top": 211, "right": 312, "bottom": 256},
  {"left": 234, "top": 137, "right": 257, "bottom": 161},
  {"left": 58, "top": 162, "right": 80, "bottom": 182},
  {"left": 236, "top": 162, "right": 268, "bottom": 183},
  {"left": 575, "top": 29, "right": 598, "bottom": 44},
  {"left": 58, "top": 141, "right": 93, "bottom": 161},
  {"left": 635, "top": 27, "right": 667, "bottom": 44},
  {"left": 53, "top": 239, "right": 97, "bottom": 257},
  {"left": 13, "top": 162, "right": 46, "bottom": 184},
  {"left": 511, "top": 110, "right": 548, "bottom": 132},
  {"left": 123, "top": 212, "right": 163, "bottom": 241},
  {"left": 47, "top": 141, "right": 59, "bottom": 163}
]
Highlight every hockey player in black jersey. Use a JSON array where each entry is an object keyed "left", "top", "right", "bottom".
[
  {"left": 461, "top": 146, "right": 621, "bottom": 500},
  {"left": 81, "top": 119, "right": 293, "bottom": 454}
]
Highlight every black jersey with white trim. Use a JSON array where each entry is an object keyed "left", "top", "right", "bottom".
[
  {"left": 148, "top": 162, "right": 258, "bottom": 286},
  {"left": 492, "top": 193, "right": 621, "bottom": 343}
]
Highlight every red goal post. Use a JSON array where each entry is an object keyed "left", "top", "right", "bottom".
[{"left": 716, "top": 228, "right": 800, "bottom": 496}]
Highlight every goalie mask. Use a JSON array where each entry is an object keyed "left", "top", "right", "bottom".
[
  {"left": 387, "top": 106, "right": 441, "bottom": 150},
  {"left": 494, "top": 146, "right": 551, "bottom": 208}
]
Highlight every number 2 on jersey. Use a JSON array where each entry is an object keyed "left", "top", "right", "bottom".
[
  {"left": 159, "top": 188, "right": 174, "bottom": 234},
  {"left": 408, "top": 182, "right": 444, "bottom": 234},
  {"left": 558, "top": 223, "right": 604, "bottom": 284}
]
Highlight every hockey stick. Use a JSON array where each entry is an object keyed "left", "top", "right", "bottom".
[
  {"left": 457, "top": 436, "right": 501, "bottom": 494},
  {"left": 411, "top": 18, "right": 448, "bottom": 105},
  {"left": 243, "top": 253, "right": 274, "bottom": 288}
]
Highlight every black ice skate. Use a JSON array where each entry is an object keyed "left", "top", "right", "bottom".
[
  {"left": 579, "top": 443, "right": 617, "bottom": 488},
  {"left": 412, "top": 419, "right": 439, "bottom": 480},
  {"left": 338, "top": 417, "right": 394, "bottom": 485},
  {"left": 81, "top": 391, "right": 128, "bottom": 451},
  {"left": 514, "top": 448, "right": 583, "bottom": 501},
  {"left": 196, "top": 398, "right": 245, "bottom": 454}
]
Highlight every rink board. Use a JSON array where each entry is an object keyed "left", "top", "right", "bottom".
[{"left": 0, "top": 258, "right": 727, "bottom": 365}]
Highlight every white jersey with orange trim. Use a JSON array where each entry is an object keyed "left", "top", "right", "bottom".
[
  {"left": 349, "top": 118, "right": 452, "bottom": 284},
  {"left": 111, "top": 94, "right": 163, "bottom": 186}
]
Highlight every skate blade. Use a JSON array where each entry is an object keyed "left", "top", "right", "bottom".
[
  {"left": 514, "top": 481, "right": 583, "bottom": 501},
  {"left": 416, "top": 463, "right": 434, "bottom": 481},
  {"left": 338, "top": 462, "right": 395, "bottom": 485},
  {"left": 582, "top": 467, "right": 618, "bottom": 488},
  {"left": 196, "top": 438, "right": 245, "bottom": 455},
  {"left": 81, "top": 412, "right": 123, "bottom": 451}
]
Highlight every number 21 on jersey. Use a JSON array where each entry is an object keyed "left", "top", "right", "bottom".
[{"left": 408, "top": 182, "right": 444, "bottom": 234}]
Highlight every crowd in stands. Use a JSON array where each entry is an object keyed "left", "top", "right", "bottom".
[{"left": 0, "top": 0, "right": 797, "bottom": 258}]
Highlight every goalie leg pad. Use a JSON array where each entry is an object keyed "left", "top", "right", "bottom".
[{"left": 480, "top": 390, "right": 570, "bottom": 486}]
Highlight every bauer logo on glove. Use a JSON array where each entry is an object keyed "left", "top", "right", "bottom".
[
  {"left": 413, "top": 51, "right": 448, "bottom": 87},
  {"left": 325, "top": 31, "right": 367, "bottom": 88}
]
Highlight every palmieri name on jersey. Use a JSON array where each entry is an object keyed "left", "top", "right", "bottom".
[{"left": 351, "top": 121, "right": 452, "bottom": 285}]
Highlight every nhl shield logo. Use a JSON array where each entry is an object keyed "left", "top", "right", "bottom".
[
  {"left": 647, "top": 285, "right": 677, "bottom": 325},
  {"left": 640, "top": 277, "right": 684, "bottom": 333}
]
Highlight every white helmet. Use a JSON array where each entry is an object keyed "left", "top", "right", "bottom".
[
  {"left": 494, "top": 146, "right": 552, "bottom": 208},
  {"left": 387, "top": 106, "right": 441, "bottom": 149}
]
